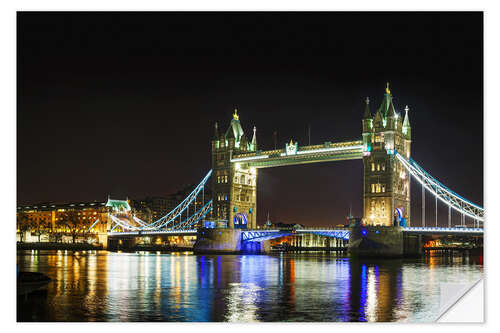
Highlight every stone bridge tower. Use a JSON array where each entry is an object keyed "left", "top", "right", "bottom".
[
  {"left": 211, "top": 109, "right": 258, "bottom": 229},
  {"left": 362, "top": 84, "right": 412, "bottom": 226}
]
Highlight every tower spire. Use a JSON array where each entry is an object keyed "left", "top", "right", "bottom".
[
  {"left": 403, "top": 105, "right": 411, "bottom": 137},
  {"left": 251, "top": 126, "right": 257, "bottom": 151},
  {"left": 213, "top": 121, "right": 219, "bottom": 139},
  {"left": 363, "top": 96, "right": 372, "bottom": 119},
  {"left": 233, "top": 108, "right": 239, "bottom": 121}
]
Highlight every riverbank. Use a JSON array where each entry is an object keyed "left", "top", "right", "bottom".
[{"left": 17, "top": 242, "right": 103, "bottom": 251}]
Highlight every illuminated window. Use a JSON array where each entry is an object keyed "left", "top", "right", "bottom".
[
  {"left": 377, "top": 164, "right": 380, "bottom": 171},
  {"left": 371, "top": 163, "right": 375, "bottom": 171},
  {"left": 382, "top": 185, "right": 386, "bottom": 192},
  {"left": 371, "top": 184, "right": 375, "bottom": 193},
  {"left": 225, "top": 176, "right": 228, "bottom": 183},
  {"left": 382, "top": 164, "right": 386, "bottom": 171}
]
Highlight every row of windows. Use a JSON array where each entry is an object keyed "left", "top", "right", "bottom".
[
  {"left": 217, "top": 176, "right": 228, "bottom": 183},
  {"left": 216, "top": 193, "right": 228, "bottom": 201},
  {"left": 371, "top": 133, "right": 407, "bottom": 146},
  {"left": 21, "top": 212, "right": 99, "bottom": 220},
  {"left": 372, "top": 133, "right": 384, "bottom": 143},
  {"left": 371, "top": 163, "right": 386, "bottom": 172},
  {"left": 234, "top": 175, "right": 253, "bottom": 185},
  {"left": 216, "top": 206, "right": 227, "bottom": 218},
  {"left": 371, "top": 183, "right": 386, "bottom": 193}
]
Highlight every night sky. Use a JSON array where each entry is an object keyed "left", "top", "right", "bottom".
[{"left": 17, "top": 12, "right": 483, "bottom": 227}]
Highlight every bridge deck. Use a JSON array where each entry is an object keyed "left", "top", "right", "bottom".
[
  {"left": 108, "top": 230, "right": 198, "bottom": 237},
  {"left": 108, "top": 227, "right": 483, "bottom": 238}
]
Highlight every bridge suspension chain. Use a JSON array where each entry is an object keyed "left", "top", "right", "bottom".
[
  {"left": 395, "top": 151, "right": 484, "bottom": 223},
  {"left": 172, "top": 200, "right": 213, "bottom": 230},
  {"left": 146, "top": 169, "right": 212, "bottom": 229},
  {"left": 109, "top": 170, "right": 213, "bottom": 231}
]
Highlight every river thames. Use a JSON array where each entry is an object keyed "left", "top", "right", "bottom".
[{"left": 17, "top": 250, "right": 483, "bottom": 322}]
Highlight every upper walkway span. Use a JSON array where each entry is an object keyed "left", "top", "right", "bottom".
[{"left": 231, "top": 140, "right": 363, "bottom": 168}]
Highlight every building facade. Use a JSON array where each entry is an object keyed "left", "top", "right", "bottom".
[{"left": 16, "top": 200, "right": 111, "bottom": 238}]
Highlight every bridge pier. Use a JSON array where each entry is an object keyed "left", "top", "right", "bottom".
[
  {"left": 97, "top": 232, "right": 108, "bottom": 250},
  {"left": 348, "top": 226, "right": 423, "bottom": 257},
  {"left": 193, "top": 228, "right": 271, "bottom": 254},
  {"left": 403, "top": 233, "right": 422, "bottom": 257},
  {"left": 107, "top": 236, "right": 138, "bottom": 251},
  {"left": 193, "top": 228, "right": 243, "bottom": 254}
]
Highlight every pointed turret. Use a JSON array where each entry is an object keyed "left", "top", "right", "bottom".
[
  {"left": 251, "top": 126, "right": 257, "bottom": 151},
  {"left": 373, "top": 108, "right": 383, "bottom": 128},
  {"left": 225, "top": 108, "right": 245, "bottom": 148},
  {"left": 377, "top": 82, "right": 394, "bottom": 119},
  {"left": 403, "top": 105, "right": 411, "bottom": 137},
  {"left": 362, "top": 97, "right": 374, "bottom": 146},
  {"left": 363, "top": 97, "right": 372, "bottom": 119},
  {"left": 240, "top": 133, "right": 248, "bottom": 151},
  {"left": 213, "top": 122, "right": 219, "bottom": 140}
]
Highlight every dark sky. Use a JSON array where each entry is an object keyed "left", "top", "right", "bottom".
[{"left": 17, "top": 12, "right": 483, "bottom": 227}]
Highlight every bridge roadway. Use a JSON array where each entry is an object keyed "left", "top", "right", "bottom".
[{"left": 107, "top": 226, "right": 484, "bottom": 240}]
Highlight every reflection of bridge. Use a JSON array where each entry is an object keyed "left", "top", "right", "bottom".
[{"left": 105, "top": 84, "right": 484, "bottom": 256}]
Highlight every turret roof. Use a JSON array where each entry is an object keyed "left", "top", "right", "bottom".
[
  {"left": 251, "top": 126, "right": 257, "bottom": 149},
  {"left": 225, "top": 108, "right": 245, "bottom": 142},
  {"left": 105, "top": 198, "right": 131, "bottom": 212},
  {"left": 374, "top": 83, "right": 398, "bottom": 121},
  {"left": 403, "top": 105, "right": 411, "bottom": 128}
]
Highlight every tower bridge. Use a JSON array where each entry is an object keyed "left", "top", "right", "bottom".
[{"left": 105, "top": 84, "right": 484, "bottom": 257}]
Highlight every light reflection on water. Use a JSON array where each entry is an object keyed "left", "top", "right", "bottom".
[{"left": 17, "top": 250, "right": 483, "bottom": 322}]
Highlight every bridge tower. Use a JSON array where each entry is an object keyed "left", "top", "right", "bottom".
[
  {"left": 362, "top": 84, "right": 412, "bottom": 226},
  {"left": 211, "top": 109, "right": 258, "bottom": 229}
]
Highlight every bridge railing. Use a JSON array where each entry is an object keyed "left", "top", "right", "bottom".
[{"left": 402, "top": 227, "right": 484, "bottom": 233}]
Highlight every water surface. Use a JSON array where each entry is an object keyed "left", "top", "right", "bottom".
[{"left": 17, "top": 250, "right": 483, "bottom": 322}]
